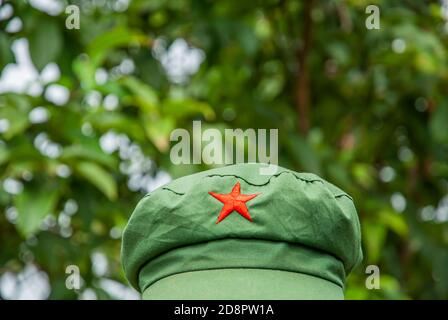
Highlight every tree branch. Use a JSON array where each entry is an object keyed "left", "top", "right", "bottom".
[{"left": 296, "top": 0, "right": 314, "bottom": 136}]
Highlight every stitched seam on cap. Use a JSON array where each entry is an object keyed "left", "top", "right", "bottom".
[
  {"left": 204, "top": 171, "right": 293, "bottom": 186},
  {"left": 162, "top": 171, "right": 351, "bottom": 201},
  {"left": 161, "top": 187, "right": 185, "bottom": 196}
]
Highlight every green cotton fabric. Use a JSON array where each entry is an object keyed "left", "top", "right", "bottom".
[
  {"left": 138, "top": 239, "right": 346, "bottom": 293},
  {"left": 121, "top": 163, "right": 363, "bottom": 294},
  {"left": 142, "top": 269, "right": 344, "bottom": 300}
]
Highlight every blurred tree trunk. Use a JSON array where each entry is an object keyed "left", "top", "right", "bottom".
[{"left": 296, "top": 0, "right": 314, "bottom": 136}]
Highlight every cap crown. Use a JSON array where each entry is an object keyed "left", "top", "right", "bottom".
[{"left": 121, "top": 163, "right": 363, "bottom": 291}]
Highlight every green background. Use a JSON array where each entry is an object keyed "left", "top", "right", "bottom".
[{"left": 0, "top": 0, "right": 447, "bottom": 299}]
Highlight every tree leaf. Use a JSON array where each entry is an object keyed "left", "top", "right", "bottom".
[
  {"left": 0, "top": 32, "right": 15, "bottom": 70},
  {"left": 0, "top": 105, "right": 30, "bottom": 140},
  {"left": 87, "top": 27, "right": 148, "bottom": 65},
  {"left": 0, "top": 143, "right": 9, "bottom": 166},
  {"left": 28, "top": 19, "right": 62, "bottom": 71},
  {"left": 362, "top": 222, "right": 387, "bottom": 264},
  {"left": 73, "top": 55, "right": 96, "bottom": 91},
  {"left": 430, "top": 103, "right": 448, "bottom": 144},
  {"left": 60, "top": 144, "right": 117, "bottom": 169},
  {"left": 121, "top": 76, "right": 159, "bottom": 112},
  {"left": 85, "top": 112, "right": 146, "bottom": 141},
  {"left": 163, "top": 98, "right": 215, "bottom": 121},
  {"left": 287, "top": 134, "right": 322, "bottom": 175},
  {"left": 75, "top": 162, "right": 117, "bottom": 200},
  {"left": 15, "top": 184, "right": 59, "bottom": 237},
  {"left": 378, "top": 209, "right": 409, "bottom": 238},
  {"left": 142, "top": 116, "right": 175, "bottom": 152}
]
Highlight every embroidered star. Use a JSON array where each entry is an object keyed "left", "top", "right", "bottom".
[{"left": 208, "top": 181, "right": 260, "bottom": 224}]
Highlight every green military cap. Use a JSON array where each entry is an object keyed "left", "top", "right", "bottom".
[{"left": 121, "top": 163, "right": 362, "bottom": 299}]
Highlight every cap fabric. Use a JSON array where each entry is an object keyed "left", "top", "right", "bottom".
[{"left": 121, "top": 163, "right": 362, "bottom": 299}]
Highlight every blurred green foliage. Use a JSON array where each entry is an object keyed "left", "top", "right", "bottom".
[{"left": 0, "top": 0, "right": 448, "bottom": 299}]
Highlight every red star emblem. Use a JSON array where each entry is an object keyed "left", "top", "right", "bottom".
[{"left": 208, "top": 182, "right": 260, "bottom": 224}]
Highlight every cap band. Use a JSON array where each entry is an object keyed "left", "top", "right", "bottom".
[{"left": 138, "top": 238, "right": 345, "bottom": 293}]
